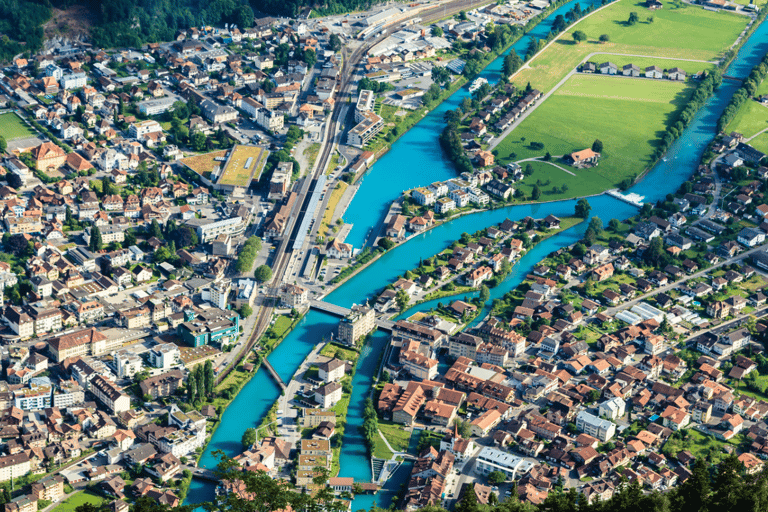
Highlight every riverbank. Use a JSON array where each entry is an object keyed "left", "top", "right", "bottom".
[{"left": 186, "top": 7, "right": 768, "bottom": 510}]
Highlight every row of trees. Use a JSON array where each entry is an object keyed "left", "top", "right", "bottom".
[
  {"left": 718, "top": 51, "right": 768, "bottom": 132},
  {"left": 653, "top": 70, "right": 722, "bottom": 161},
  {"left": 186, "top": 360, "right": 215, "bottom": 403},
  {"left": 361, "top": 397, "right": 378, "bottom": 454},
  {"left": 236, "top": 236, "right": 262, "bottom": 273}
]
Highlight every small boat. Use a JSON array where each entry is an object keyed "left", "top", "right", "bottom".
[{"left": 468, "top": 77, "right": 488, "bottom": 93}]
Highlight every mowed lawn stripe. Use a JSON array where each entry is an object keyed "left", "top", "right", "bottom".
[{"left": 556, "top": 74, "right": 690, "bottom": 104}]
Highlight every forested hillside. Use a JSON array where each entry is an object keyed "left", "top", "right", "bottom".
[{"left": 0, "top": 0, "right": 382, "bottom": 62}]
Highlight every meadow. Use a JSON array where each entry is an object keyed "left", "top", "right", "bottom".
[
  {"left": 0, "top": 113, "right": 36, "bottom": 140},
  {"left": 511, "top": 0, "right": 746, "bottom": 93},
  {"left": 724, "top": 99, "right": 768, "bottom": 139},
  {"left": 495, "top": 75, "right": 693, "bottom": 198}
]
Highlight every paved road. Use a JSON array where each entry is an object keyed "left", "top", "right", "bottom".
[
  {"left": 604, "top": 240, "right": 768, "bottom": 316},
  {"left": 515, "top": 156, "right": 575, "bottom": 176}
]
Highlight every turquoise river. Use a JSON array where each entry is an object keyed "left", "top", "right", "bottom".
[{"left": 185, "top": 5, "right": 768, "bottom": 510}]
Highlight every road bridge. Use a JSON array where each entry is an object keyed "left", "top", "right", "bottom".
[{"left": 309, "top": 300, "right": 394, "bottom": 332}]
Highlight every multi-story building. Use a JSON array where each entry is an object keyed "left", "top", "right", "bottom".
[
  {"left": 268, "top": 162, "right": 292, "bottom": 200},
  {"left": 337, "top": 303, "right": 375, "bottom": 345},
  {"left": 347, "top": 111, "right": 383, "bottom": 148},
  {"left": 84, "top": 225, "right": 125, "bottom": 246},
  {"left": 5, "top": 216, "right": 43, "bottom": 235},
  {"left": 149, "top": 343, "right": 181, "bottom": 369},
  {"left": 256, "top": 108, "right": 284, "bottom": 131},
  {"left": 60, "top": 72, "right": 87, "bottom": 90},
  {"left": 139, "top": 370, "right": 183, "bottom": 399},
  {"left": 156, "top": 428, "right": 205, "bottom": 458},
  {"left": 206, "top": 279, "right": 231, "bottom": 310},
  {"left": 13, "top": 384, "right": 52, "bottom": 410},
  {"left": 301, "top": 409, "right": 336, "bottom": 428},
  {"left": 187, "top": 217, "right": 245, "bottom": 243},
  {"left": 52, "top": 380, "right": 85, "bottom": 408},
  {"left": 115, "top": 350, "right": 144, "bottom": 378},
  {"left": 117, "top": 306, "right": 151, "bottom": 329},
  {"left": 4, "top": 306, "right": 34, "bottom": 340},
  {"left": 475, "top": 447, "right": 534, "bottom": 480},
  {"left": 48, "top": 327, "right": 108, "bottom": 363},
  {"left": 4, "top": 495, "right": 36, "bottom": 512},
  {"left": 137, "top": 97, "right": 175, "bottom": 116},
  {"left": 576, "top": 411, "right": 616, "bottom": 442},
  {"left": 31, "top": 142, "right": 67, "bottom": 171},
  {"left": 129, "top": 120, "right": 163, "bottom": 139},
  {"left": 177, "top": 308, "right": 240, "bottom": 348},
  {"left": 90, "top": 375, "right": 130, "bottom": 414},
  {"left": 448, "top": 332, "right": 483, "bottom": 360},
  {"left": 355, "top": 89, "right": 375, "bottom": 122},
  {"left": 30, "top": 475, "right": 65, "bottom": 502},
  {"left": 279, "top": 284, "right": 308, "bottom": 308}
]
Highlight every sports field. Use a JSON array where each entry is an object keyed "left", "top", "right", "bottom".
[
  {"left": 0, "top": 113, "right": 36, "bottom": 140},
  {"left": 724, "top": 100, "right": 768, "bottom": 139},
  {"left": 512, "top": 0, "right": 746, "bottom": 93},
  {"left": 495, "top": 75, "right": 692, "bottom": 199},
  {"left": 218, "top": 144, "right": 269, "bottom": 187}
]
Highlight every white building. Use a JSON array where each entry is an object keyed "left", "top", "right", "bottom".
[
  {"left": 61, "top": 72, "right": 87, "bottom": 90},
  {"left": 149, "top": 343, "right": 181, "bottom": 370},
  {"left": 115, "top": 350, "right": 143, "bottom": 379},
  {"left": 576, "top": 410, "right": 616, "bottom": 442},
  {"left": 475, "top": 447, "right": 535, "bottom": 480},
  {"left": 256, "top": 108, "right": 284, "bottom": 132},
  {"left": 598, "top": 397, "right": 626, "bottom": 422}
]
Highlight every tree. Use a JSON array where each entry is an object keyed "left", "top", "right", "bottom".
[
  {"left": 239, "top": 304, "right": 253, "bottom": 318},
  {"left": 303, "top": 48, "right": 317, "bottom": 68},
  {"left": 479, "top": 285, "right": 490, "bottom": 303},
  {"left": 204, "top": 360, "right": 215, "bottom": 396},
  {"left": 532, "top": 184, "right": 541, "bottom": 200},
  {"left": 124, "top": 229, "right": 137, "bottom": 247},
  {"left": 431, "top": 65, "right": 451, "bottom": 87},
  {"left": 487, "top": 470, "right": 506, "bottom": 485},
  {"left": 431, "top": 25, "right": 443, "bottom": 37},
  {"left": 588, "top": 216, "right": 603, "bottom": 236},
  {"left": 628, "top": 11, "right": 639, "bottom": 24},
  {"left": 6, "top": 172, "right": 22, "bottom": 189},
  {"left": 242, "top": 427, "right": 258, "bottom": 447},
  {"left": 647, "top": 15, "right": 654, "bottom": 23},
  {"left": 254, "top": 265, "right": 272, "bottom": 283},
  {"left": 89, "top": 225, "right": 103, "bottom": 252},
  {"left": 453, "top": 418, "right": 471, "bottom": 438},
  {"left": 572, "top": 30, "right": 587, "bottom": 43},
  {"left": 0, "top": 135, "right": 6, "bottom": 154},
  {"left": 150, "top": 219, "right": 163, "bottom": 239},
  {"left": 329, "top": 33, "right": 342, "bottom": 51},
  {"left": 609, "top": 218, "right": 621, "bottom": 232},
  {"left": 592, "top": 139, "right": 604, "bottom": 153},
  {"left": 575, "top": 198, "right": 591, "bottom": 218},
  {"left": 378, "top": 237, "right": 395, "bottom": 250},
  {"left": 599, "top": 33, "right": 610, "bottom": 43},
  {"left": 187, "top": 372, "right": 197, "bottom": 402},
  {"left": 396, "top": 289, "right": 410, "bottom": 311}
]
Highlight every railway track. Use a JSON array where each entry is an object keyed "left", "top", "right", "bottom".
[{"left": 216, "top": 0, "right": 492, "bottom": 385}]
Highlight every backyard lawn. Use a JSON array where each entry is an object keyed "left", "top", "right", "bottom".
[
  {"left": 319, "top": 342, "right": 358, "bottom": 362},
  {"left": 0, "top": 113, "right": 36, "bottom": 140},
  {"left": 495, "top": 76, "right": 693, "bottom": 197},
  {"left": 379, "top": 420, "right": 413, "bottom": 453},
  {"left": 50, "top": 491, "right": 103, "bottom": 512},
  {"left": 512, "top": 0, "right": 745, "bottom": 93}
]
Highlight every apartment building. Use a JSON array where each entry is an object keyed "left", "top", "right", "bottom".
[{"left": 337, "top": 303, "right": 375, "bottom": 345}]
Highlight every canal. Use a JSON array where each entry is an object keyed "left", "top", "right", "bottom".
[{"left": 185, "top": 8, "right": 768, "bottom": 510}]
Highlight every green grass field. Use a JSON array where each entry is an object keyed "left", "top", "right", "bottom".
[
  {"left": 512, "top": 0, "right": 745, "bottom": 92},
  {"left": 748, "top": 131, "right": 768, "bottom": 154},
  {"left": 378, "top": 420, "right": 412, "bottom": 453},
  {"left": 725, "top": 99, "right": 768, "bottom": 138},
  {"left": 0, "top": 113, "right": 35, "bottom": 141},
  {"left": 495, "top": 76, "right": 692, "bottom": 199},
  {"left": 51, "top": 492, "right": 103, "bottom": 512}
]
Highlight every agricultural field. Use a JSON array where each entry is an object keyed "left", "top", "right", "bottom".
[
  {"left": 512, "top": 0, "right": 745, "bottom": 93},
  {"left": 0, "top": 113, "right": 35, "bottom": 140},
  {"left": 218, "top": 144, "right": 269, "bottom": 187},
  {"left": 495, "top": 75, "right": 693, "bottom": 198},
  {"left": 180, "top": 150, "right": 228, "bottom": 179},
  {"left": 724, "top": 99, "right": 768, "bottom": 139}
]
